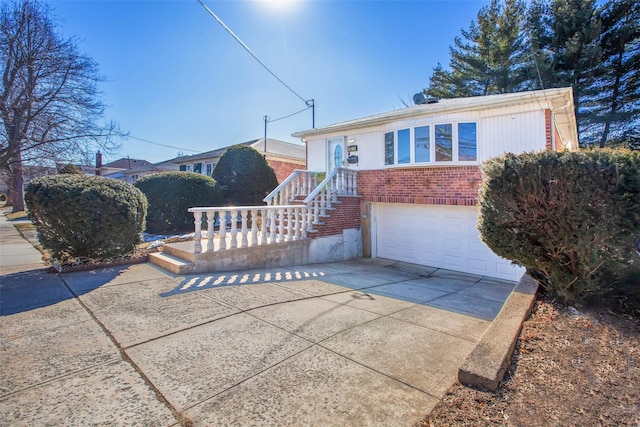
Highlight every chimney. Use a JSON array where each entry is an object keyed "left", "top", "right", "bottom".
[{"left": 96, "top": 151, "right": 103, "bottom": 175}]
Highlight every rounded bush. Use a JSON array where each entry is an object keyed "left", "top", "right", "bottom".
[
  {"left": 212, "top": 145, "right": 278, "bottom": 206},
  {"left": 25, "top": 175, "right": 148, "bottom": 260},
  {"left": 134, "top": 172, "right": 223, "bottom": 234},
  {"left": 478, "top": 150, "right": 640, "bottom": 303}
]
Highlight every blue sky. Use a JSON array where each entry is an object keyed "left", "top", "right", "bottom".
[{"left": 50, "top": 0, "right": 489, "bottom": 163}]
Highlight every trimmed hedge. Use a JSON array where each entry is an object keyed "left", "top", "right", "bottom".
[
  {"left": 25, "top": 175, "right": 148, "bottom": 260},
  {"left": 478, "top": 150, "right": 640, "bottom": 303},
  {"left": 134, "top": 172, "right": 223, "bottom": 234},
  {"left": 212, "top": 146, "right": 278, "bottom": 206}
]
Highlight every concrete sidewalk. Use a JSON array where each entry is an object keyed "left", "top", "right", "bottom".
[
  {"left": 0, "top": 214, "right": 525, "bottom": 426},
  {"left": 0, "top": 209, "right": 46, "bottom": 275}
]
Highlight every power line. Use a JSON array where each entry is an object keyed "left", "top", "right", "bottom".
[
  {"left": 127, "top": 135, "right": 202, "bottom": 153},
  {"left": 267, "top": 105, "right": 312, "bottom": 123},
  {"left": 197, "top": 0, "right": 308, "bottom": 104}
]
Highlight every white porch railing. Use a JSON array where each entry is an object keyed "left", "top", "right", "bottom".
[
  {"left": 263, "top": 170, "right": 322, "bottom": 206},
  {"left": 187, "top": 205, "right": 308, "bottom": 254},
  {"left": 302, "top": 168, "right": 358, "bottom": 225}
]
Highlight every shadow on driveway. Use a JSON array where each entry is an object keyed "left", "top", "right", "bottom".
[{"left": 0, "top": 266, "right": 129, "bottom": 316}]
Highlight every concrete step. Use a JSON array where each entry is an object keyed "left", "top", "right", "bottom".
[{"left": 148, "top": 251, "right": 192, "bottom": 275}]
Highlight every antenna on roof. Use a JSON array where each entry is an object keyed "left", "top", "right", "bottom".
[
  {"left": 413, "top": 93, "right": 439, "bottom": 105},
  {"left": 413, "top": 93, "right": 427, "bottom": 105}
]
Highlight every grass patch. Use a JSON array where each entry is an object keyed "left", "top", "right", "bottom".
[
  {"left": 6, "top": 210, "right": 27, "bottom": 220},
  {"left": 14, "top": 222, "right": 35, "bottom": 232}
]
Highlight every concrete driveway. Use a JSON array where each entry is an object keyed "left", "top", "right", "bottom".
[{"left": 0, "top": 259, "right": 517, "bottom": 426}]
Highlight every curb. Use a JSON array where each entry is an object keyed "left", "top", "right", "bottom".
[{"left": 458, "top": 274, "right": 538, "bottom": 391}]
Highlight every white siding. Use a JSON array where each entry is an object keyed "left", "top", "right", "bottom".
[
  {"left": 306, "top": 138, "right": 326, "bottom": 171},
  {"left": 479, "top": 110, "right": 546, "bottom": 161},
  {"left": 306, "top": 104, "right": 548, "bottom": 170}
]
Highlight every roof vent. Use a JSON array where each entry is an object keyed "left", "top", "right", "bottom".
[{"left": 426, "top": 97, "right": 439, "bottom": 104}]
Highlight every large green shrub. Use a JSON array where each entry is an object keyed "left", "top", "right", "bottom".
[
  {"left": 478, "top": 150, "right": 640, "bottom": 303},
  {"left": 212, "top": 145, "right": 278, "bottom": 206},
  {"left": 25, "top": 175, "right": 148, "bottom": 260},
  {"left": 134, "top": 172, "right": 223, "bottom": 234}
]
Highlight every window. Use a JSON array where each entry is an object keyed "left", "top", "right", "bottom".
[
  {"left": 435, "top": 124, "right": 453, "bottom": 162},
  {"left": 384, "top": 121, "right": 477, "bottom": 166},
  {"left": 205, "top": 162, "right": 214, "bottom": 176},
  {"left": 415, "top": 125, "right": 430, "bottom": 162},
  {"left": 194, "top": 163, "right": 202, "bottom": 174},
  {"left": 458, "top": 123, "right": 477, "bottom": 161},
  {"left": 398, "top": 129, "right": 410, "bottom": 164},
  {"left": 384, "top": 132, "right": 394, "bottom": 165},
  {"left": 179, "top": 165, "right": 187, "bottom": 171}
]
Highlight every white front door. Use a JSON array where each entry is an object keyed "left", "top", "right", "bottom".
[{"left": 327, "top": 137, "right": 344, "bottom": 173}]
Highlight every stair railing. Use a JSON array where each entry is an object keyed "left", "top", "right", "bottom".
[
  {"left": 303, "top": 168, "right": 358, "bottom": 228},
  {"left": 263, "top": 170, "right": 322, "bottom": 206}
]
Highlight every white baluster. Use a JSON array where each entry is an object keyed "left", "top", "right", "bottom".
[
  {"left": 292, "top": 207, "right": 300, "bottom": 240},
  {"left": 352, "top": 171, "right": 357, "bottom": 195},
  {"left": 219, "top": 210, "right": 227, "bottom": 250},
  {"left": 320, "top": 190, "right": 327, "bottom": 216},
  {"left": 278, "top": 207, "right": 285, "bottom": 243},
  {"left": 206, "top": 210, "right": 215, "bottom": 252},
  {"left": 285, "top": 207, "right": 293, "bottom": 241},
  {"left": 260, "top": 209, "right": 268, "bottom": 245},
  {"left": 250, "top": 209, "right": 258, "bottom": 246},
  {"left": 313, "top": 199, "right": 320, "bottom": 224},
  {"left": 193, "top": 211, "right": 202, "bottom": 253},
  {"left": 229, "top": 209, "right": 238, "bottom": 249},
  {"left": 301, "top": 206, "right": 308, "bottom": 237},
  {"left": 269, "top": 209, "right": 277, "bottom": 244},
  {"left": 240, "top": 209, "right": 248, "bottom": 248}
]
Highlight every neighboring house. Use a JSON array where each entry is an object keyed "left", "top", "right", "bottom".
[
  {"left": 291, "top": 87, "right": 578, "bottom": 281},
  {"left": 120, "top": 159, "right": 181, "bottom": 184},
  {"left": 95, "top": 151, "right": 151, "bottom": 177},
  {"left": 175, "top": 138, "right": 306, "bottom": 183}
]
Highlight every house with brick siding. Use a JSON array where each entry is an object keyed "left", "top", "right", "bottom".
[
  {"left": 174, "top": 138, "right": 305, "bottom": 183},
  {"left": 290, "top": 87, "right": 578, "bottom": 281}
]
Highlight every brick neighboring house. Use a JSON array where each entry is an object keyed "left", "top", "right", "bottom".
[
  {"left": 174, "top": 138, "right": 306, "bottom": 183},
  {"left": 291, "top": 87, "right": 579, "bottom": 281}
]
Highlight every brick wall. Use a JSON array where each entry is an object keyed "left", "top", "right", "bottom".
[
  {"left": 268, "top": 159, "right": 304, "bottom": 183},
  {"left": 545, "top": 109, "right": 553, "bottom": 150},
  {"left": 310, "top": 196, "right": 362, "bottom": 238},
  {"left": 554, "top": 124, "right": 562, "bottom": 151},
  {"left": 358, "top": 166, "right": 482, "bottom": 206}
]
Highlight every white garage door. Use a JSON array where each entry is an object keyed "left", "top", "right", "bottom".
[{"left": 374, "top": 203, "right": 524, "bottom": 281}]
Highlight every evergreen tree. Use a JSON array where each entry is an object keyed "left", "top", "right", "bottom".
[
  {"left": 592, "top": 0, "right": 640, "bottom": 148},
  {"left": 547, "top": 0, "right": 602, "bottom": 142},
  {"left": 425, "top": 0, "right": 530, "bottom": 98},
  {"left": 212, "top": 146, "right": 278, "bottom": 206}
]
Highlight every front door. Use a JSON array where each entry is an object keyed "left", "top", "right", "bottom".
[{"left": 327, "top": 137, "right": 344, "bottom": 173}]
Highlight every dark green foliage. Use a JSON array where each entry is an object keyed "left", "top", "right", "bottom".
[
  {"left": 425, "top": 0, "right": 531, "bottom": 99},
  {"left": 478, "top": 150, "right": 640, "bottom": 303},
  {"left": 58, "top": 164, "right": 84, "bottom": 174},
  {"left": 212, "top": 146, "right": 278, "bottom": 206},
  {"left": 134, "top": 172, "right": 222, "bottom": 234},
  {"left": 425, "top": 0, "right": 640, "bottom": 149},
  {"left": 24, "top": 174, "right": 148, "bottom": 260}
]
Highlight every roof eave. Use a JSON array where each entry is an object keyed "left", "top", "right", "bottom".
[{"left": 292, "top": 88, "right": 575, "bottom": 139}]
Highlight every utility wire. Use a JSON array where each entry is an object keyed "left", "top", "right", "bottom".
[
  {"left": 267, "top": 105, "right": 312, "bottom": 123},
  {"left": 197, "top": 0, "right": 308, "bottom": 104},
  {"left": 127, "top": 135, "right": 202, "bottom": 153}
]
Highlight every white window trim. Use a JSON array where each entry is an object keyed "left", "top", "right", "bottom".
[{"left": 384, "top": 121, "right": 480, "bottom": 168}]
